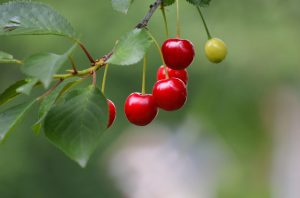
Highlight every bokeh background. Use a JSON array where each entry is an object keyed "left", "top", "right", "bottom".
[{"left": 1, "top": 0, "right": 300, "bottom": 197}]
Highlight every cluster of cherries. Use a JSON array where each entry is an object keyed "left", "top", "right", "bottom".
[
  {"left": 106, "top": 36, "right": 227, "bottom": 128},
  {"left": 124, "top": 38, "right": 194, "bottom": 126}
]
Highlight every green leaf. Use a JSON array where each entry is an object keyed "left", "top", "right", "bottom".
[
  {"left": 32, "top": 78, "right": 81, "bottom": 134},
  {"left": 0, "top": 79, "right": 40, "bottom": 106},
  {"left": 0, "top": 100, "right": 36, "bottom": 142},
  {"left": 0, "top": 80, "right": 27, "bottom": 106},
  {"left": 0, "top": 1, "right": 77, "bottom": 39},
  {"left": 57, "top": 78, "right": 85, "bottom": 100},
  {"left": 44, "top": 85, "right": 108, "bottom": 167},
  {"left": 0, "top": 51, "right": 20, "bottom": 64},
  {"left": 112, "top": 0, "right": 134, "bottom": 14},
  {"left": 162, "top": 0, "right": 175, "bottom": 6},
  {"left": 186, "top": 0, "right": 212, "bottom": 7},
  {"left": 107, "top": 28, "right": 153, "bottom": 66},
  {"left": 16, "top": 78, "right": 39, "bottom": 95},
  {"left": 21, "top": 45, "right": 76, "bottom": 88}
]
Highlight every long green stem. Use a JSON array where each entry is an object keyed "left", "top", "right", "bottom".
[
  {"left": 196, "top": 6, "right": 212, "bottom": 39},
  {"left": 176, "top": 0, "right": 181, "bottom": 37},
  {"left": 147, "top": 30, "right": 169, "bottom": 79},
  {"left": 160, "top": 5, "right": 169, "bottom": 38},
  {"left": 101, "top": 64, "right": 109, "bottom": 94},
  {"left": 142, "top": 56, "right": 147, "bottom": 95}
]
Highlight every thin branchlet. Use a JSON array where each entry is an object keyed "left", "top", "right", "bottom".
[
  {"left": 136, "top": 0, "right": 162, "bottom": 29},
  {"left": 78, "top": 42, "right": 96, "bottom": 64},
  {"left": 37, "top": 78, "right": 64, "bottom": 101}
]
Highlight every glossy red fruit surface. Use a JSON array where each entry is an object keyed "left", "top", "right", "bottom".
[
  {"left": 124, "top": 93, "right": 158, "bottom": 126},
  {"left": 152, "top": 78, "right": 187, "bottom": 111},
  {"left": 161, "top": 38, "right": 195, "bottom": 70},
  {"left": 157, "top": 65, "right": 188, "bottom": 85},
  {"left": 107, "top": 99, "right": 116, "bottom": 128}
]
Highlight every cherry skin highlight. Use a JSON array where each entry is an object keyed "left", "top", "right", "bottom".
[
  {"left": 157, "top": 65, "right": 188, "bottom": 85},
  {"left": 124, "top": 93, "right": 158, "bottom": 126},
  {"left": 162, "top": 38, "right": 195, "bottom": 70},
  {"left": 152, "top": 78, "right": 187, "bottom": 111},
  {"left": 107, "top": 99, "right": 116, "bottom": 128}
]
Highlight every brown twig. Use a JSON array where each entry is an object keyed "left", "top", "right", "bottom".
[
  {"left": 78, "top": 42, "right": 96, "bottom": 64},
  {"left": 68, "top": 56, "right": 78, "bottom": 74},
  {"left": 37, "top": 79, "right": 64, "bottom": 101},
  {"left": 92, "top": 70, "right": 97, "bottom": 86},
  {"left": 136, "top": 0, "right": 162, "bottom": 29}
]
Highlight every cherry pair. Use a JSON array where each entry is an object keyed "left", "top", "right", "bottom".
[
  {"left": 124, "top": 78, "right": 187, "bottom": 126},
  {"left": 124, "top": 70, "right": 188, "bottom": 126},
  {"left": 154, "top": 68, "right": 187, "bottom": 111}
]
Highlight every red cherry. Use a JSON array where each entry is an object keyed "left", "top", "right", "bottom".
[
  {"left": 157, "top": 65, "right": 188, "bottom": 85},
  {"left": 152, "top": 78, "right": 187, "bottom": 111},
  {"left": 124, "top": 93, "right": 158, "bottom": 126},
  {"left": 107, "top": 99, "right": 116, "bottom": 128},
  {"left": 162, "top": 38, "right": 195, "bottom": 70}
]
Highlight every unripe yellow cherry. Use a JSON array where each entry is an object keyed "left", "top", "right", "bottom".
[{"left": 205, "top": 38, "right": 227, "bottom": 63}]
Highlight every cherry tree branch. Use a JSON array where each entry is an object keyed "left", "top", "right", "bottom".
[
  {"left": 136, "top": 0, "right": 162, "bottom": 29},
  {"left": 54, "top": 0, "right": 163, "bottom": 80}
]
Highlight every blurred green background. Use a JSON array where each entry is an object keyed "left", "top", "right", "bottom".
[{"left": 1, "top": 0, "right": 300, "bottom": 197}]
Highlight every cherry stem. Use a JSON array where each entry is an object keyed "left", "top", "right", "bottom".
[
  {"left": 147, "top": 30, "right": 169, "bottom": 79},
  {"left": 101, "top": 64, "right": 109, "bottom": 94},
  {"left": 37, "top": 79, "right": 64, "bottom": 101},
  {"left": 160, "top": 4, "right": 169, "bottom": 38},
  {"left": 92, "top": 70, "right": 97, "bottom": 86},
  {"left": 163, "top": 65, "right": 169, "bottom": 80},
  {"left": 176, "top": 0, "right": 181, "bottom": 37},
  {"left": 196, "top": 6, "right": 212, "bottom": 39},
  {"left": 77, "top": 41, "right": 96, "bottom": 64},
  {"left": 142, "top": 55, "right": 147, "bottom": 95},
  {"left": 68, "top": 56, "right": 78, "bottom": 74}
]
